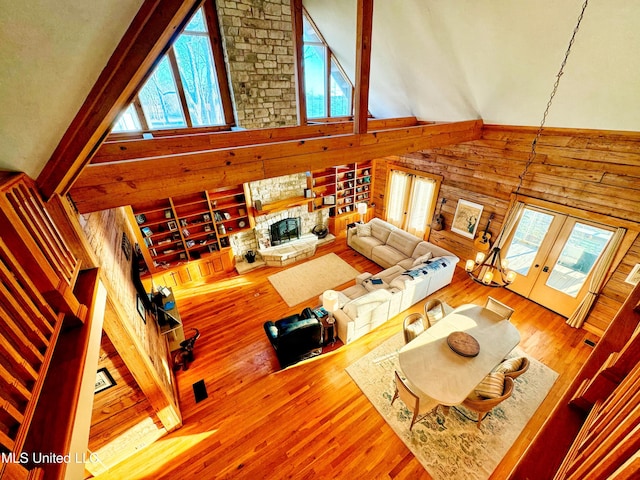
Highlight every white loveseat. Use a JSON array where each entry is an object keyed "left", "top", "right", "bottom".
[{"left": 331, "top": 218, "right": 459, "bottom": 344}]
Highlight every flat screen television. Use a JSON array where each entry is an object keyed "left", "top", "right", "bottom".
[{"left": 132, "top": 252, "right": 153, "bottom": 310}]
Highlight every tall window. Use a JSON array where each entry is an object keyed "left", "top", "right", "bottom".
[
  {"left": 303, "top": 11, "right": 353, "bottom": 119},
  {"left": 112, "top": 3, "right": 230, "bottom": 134},
  {"left": 386, "top": 168, "right": 441, "bottom": 239}
]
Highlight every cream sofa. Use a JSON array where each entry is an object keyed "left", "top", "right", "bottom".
[
  {"left": 347, "top": 217, "right": 455, "bottom": 269},
  {"left": 331, "top": 218, "right": 459, "bottom": 344}
]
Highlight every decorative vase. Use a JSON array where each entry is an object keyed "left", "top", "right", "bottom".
[{"left": 245, "top": 250, "right": 256, "bottom": 263}]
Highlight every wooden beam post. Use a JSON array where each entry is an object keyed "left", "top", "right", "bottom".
[
  {"left": 354, "top": 0, "right": 374, "bottom": 134},
  {"left": 36, "top": 0, "right": 200, "bottom": 200},
  {"left": 290, "top": 0, "right": 307, "bottom": 125}
]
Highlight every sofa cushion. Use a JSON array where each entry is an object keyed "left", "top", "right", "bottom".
[
  {"left": 412, "top": 240, "right": 456, "bottom": 260},
  {"left": 371, "top": 245, "right": 409, "bottom": 268},
  {"left": 386, "top": 230, "right": 421, "bottom": 257},
  {"left": 356, "top": 223, "right": 372, "bottom": 237},
  {"left": 397, "top": 257, "right": 416, "bottom": 270},
  {"left": 389, "top": 275, "right": 413, "bottom": 290},
  {"left": 412, "top": 251, "right": 433, "bottom": 266},
  {"left": 350, "top": 234, "right": 384, "bottom": 258},
  {"left": 370, "top": 219, "right": 393, "bottom": 243},
  {"left": 342, "top": 289, "right": 391, "bottom": 319},
  {"left": 341, "top": 283, "right": 368, "bottom": 299}
]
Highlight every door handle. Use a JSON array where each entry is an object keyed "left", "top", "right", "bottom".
[{"left": 542, "top": 266, "right": 550, "bottom": 272}]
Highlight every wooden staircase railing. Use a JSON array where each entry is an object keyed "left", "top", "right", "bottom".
[
  {"left": 0, "top": 173, "right": 85, "bottom": 325},
  {"left": 0, "top": 172, "right": 84, "bottom": 478},
  {"left": 511, "top": 280, "right": 640, "bottom": 479}
]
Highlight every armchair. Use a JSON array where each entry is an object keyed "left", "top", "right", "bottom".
[{"left": 263, "top": 307, "right": 322, "bottom": 368}]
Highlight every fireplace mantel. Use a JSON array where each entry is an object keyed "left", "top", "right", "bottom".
[{"left": 253, "top": 196, "right": 312, "bottom": 216}]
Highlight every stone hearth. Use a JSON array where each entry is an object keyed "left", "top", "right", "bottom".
[{"left": 259, "top": 233, "right": 318, "bottom": 267}]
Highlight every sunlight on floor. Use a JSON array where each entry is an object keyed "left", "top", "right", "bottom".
[{"left": 172, "top": 276, "right": 255, "bottom": 300}]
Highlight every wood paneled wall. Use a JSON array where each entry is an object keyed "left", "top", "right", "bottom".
[
  {"left": 78, "top": 207, "right": 181, "bottom": 468},
  {"left": 87, "top": 333, "right": 166, "bottom": 476},
  {"left": 377, "top": 125, "right": 640, "bottom": 335}
]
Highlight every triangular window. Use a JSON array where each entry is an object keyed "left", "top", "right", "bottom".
[
  {"left": 112, "top": 3, "right": 232, "bottom": 134},
  {"left": 303, "top": 11, "right": 353, "bottom": 119}
]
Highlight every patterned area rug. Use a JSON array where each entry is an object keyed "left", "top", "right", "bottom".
[
  {"left": 268, "top": 253, "right": 360, "bottom": 307},
  {"left": 346, "top": 331, "right": 558, "bottom": 480}
]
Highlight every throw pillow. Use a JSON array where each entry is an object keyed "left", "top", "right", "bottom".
[
  {"left": 405, "top": 319, "right": 424, "bottom": 341},
  {"left": 495, "top": 357, "right": 524, "bottom": 374},
  {"left": 412, "top": 251, "right": 433, "bottom": 266},
  {"left": 475, "top": 372, "right": 505, "bottom": 399},
  {"left": 356, "top": 223, "right": 372, "bottom": 237}
]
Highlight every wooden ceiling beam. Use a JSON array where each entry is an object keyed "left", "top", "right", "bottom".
[
  {"left": 92, "top": 117, "right": 422, "bottom": 163},
  {"left": 35, "top": 0, "right": 201, "bottom": 200},
  {"left": 354, "top": 0, "right": 373, "bottom": 134},
  {"left": 70, "top": 119, "right": 482, "bottom": 212}
]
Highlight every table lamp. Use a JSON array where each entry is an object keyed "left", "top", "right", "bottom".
[
  {"left": 356, "top": 202, "right": 368, "bottom": 223},
  {"left": 322, "top": 290, "right": 340, "bottom": 324}
]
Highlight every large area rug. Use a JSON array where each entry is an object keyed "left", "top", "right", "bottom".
[
  {"left": 346, "top": 332, "right": 559, "bottom": 480},
  {"left": 268, "top": 253, "right": 360, "bottom": 307}
]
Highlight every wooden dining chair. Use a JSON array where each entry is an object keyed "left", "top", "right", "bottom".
[
  {"left": 461, "top": 375, "right": 514, "bottom": 429},
  {"left": 496, "top": 357, "right": 530, "bottom": 379},
  {"left": 391, "top": 370, "right": 439, "bottom": 431},
  {"left": 485, "top": 296, "right": 515, "bottom": 320},
  {"left": 403, "top": 313, "right": 426, "bottom": 344},
  {"left": 424, "top": 298, "right": 446, "bottom": 326}
]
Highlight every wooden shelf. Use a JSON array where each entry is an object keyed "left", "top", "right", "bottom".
[
  {"left": 130, "top": 184, "right": 251, "bottom": 274},
  {"left": 254, "top": 196, "right": 312, "bottom": 216}
]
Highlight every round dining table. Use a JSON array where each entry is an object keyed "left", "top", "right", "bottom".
[{"left": 398, "top": 303, "right": 521, "bottom": 405}]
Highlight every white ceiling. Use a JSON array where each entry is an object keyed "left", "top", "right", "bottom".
[
  {"left": 306, "top": 0, "right": 640, "bottom": 128},
  {"left": 1, "top": 0, "right": 639, "bottom": 181}
]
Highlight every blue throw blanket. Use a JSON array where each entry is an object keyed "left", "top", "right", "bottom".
[{"left": 403, "top": 257, "right": 449, "bottom": 278}]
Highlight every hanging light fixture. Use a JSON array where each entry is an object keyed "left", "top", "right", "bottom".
[
  {"left": 466, "top": 248, "right": 517, "bottom": 287},
  {"left": 467, "top": 0, "right": 590, "bottom": 287}
]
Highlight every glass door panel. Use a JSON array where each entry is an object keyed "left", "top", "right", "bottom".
[
  {"left": 503, "top": 207, "right": 565, "bottom": 298},
  {"left": 504, "top": 209, "right": 555, "bottom": 276},
  {"left": 503, "top": 206, "right": 616, "bottom": 317}
]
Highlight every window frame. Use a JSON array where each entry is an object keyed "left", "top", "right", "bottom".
[
  {"left": 302, "top": 8, "right": 354, "bottom": 120},
  {"left": 109, "top": 0, "right": 234, "bottom": 139},
  {"left": 384, "top": 164, "right": 443, "bottom": 240}
]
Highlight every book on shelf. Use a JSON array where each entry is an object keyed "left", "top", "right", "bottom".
[{"left": 141, "top": 226, "right": 153, "bottom": 237}]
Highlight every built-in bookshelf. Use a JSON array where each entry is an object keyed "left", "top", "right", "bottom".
[
  {"left": 129, "top": 184, "right": 252, "bottom": 274},
  {"left": 308, "top": 160, "right": 373, "bottom": 217},
  {"left": 307, "top": 167, "right": 337, "bottom": 212}
]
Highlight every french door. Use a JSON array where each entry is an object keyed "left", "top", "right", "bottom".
[
  {"left": 502, "top": 206, "right": 615, "bottom": 317},
  {"left": 386, "top": 169, "right": 439, "bottom": 239}
]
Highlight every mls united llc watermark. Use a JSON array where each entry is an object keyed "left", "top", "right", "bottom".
[{"left": 2, "top": 452, "right": 100, "bottom": 465}]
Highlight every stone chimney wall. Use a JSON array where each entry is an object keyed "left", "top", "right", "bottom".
[
  {"left": 216, "top": 0, "right": 297, "bottom": 129},
  {"left": 229, "top": 174, "right": 329, "bottom": 260}
]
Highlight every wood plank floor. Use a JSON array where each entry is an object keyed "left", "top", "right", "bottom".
[{"left": 93, "top": 240, "right": 597, "bottom": 479}]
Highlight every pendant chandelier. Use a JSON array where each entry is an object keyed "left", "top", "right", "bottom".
[{"left": 466, "top": 0, "right": 590, "bottom": 287}]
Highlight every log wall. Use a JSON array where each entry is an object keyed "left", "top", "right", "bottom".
[{"left": 378, "top": 125, "right": 640, "bottom": 335}]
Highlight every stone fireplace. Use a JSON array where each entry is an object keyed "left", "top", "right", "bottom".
[{"left": 270, "top": 217, "right": 300, "bottom": 246}]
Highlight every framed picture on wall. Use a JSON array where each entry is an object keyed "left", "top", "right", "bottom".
[
  {"left": 624, "top": 263, "right": 640, "bottom": 285},
  {"left": 95, "top": 368, "right": 116, "bottom": 394},
  {"left": 136, "top": 294, "right": 146, "bottom": 323},
  {"left": 451, "top": 199, "right": 483, "bottom": 239}
]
